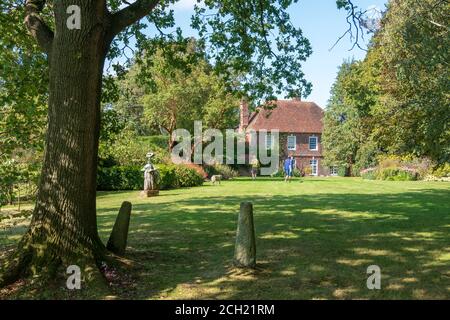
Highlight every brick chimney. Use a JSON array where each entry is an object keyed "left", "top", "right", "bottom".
[{"left": 239, "top": 99, "right": 249, "bottom": 132}]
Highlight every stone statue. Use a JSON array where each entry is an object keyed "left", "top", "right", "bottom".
[{"left": 141, "top": 152, "right": 159, "bottom": 197}]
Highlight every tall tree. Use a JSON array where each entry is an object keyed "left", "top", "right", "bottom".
[
  {"left": 141, "top": 44, "right": 239, "bottom": 151},
  {"left": 2, "top": 0, "right": 344, "bottom": 287},
  {"left": 374, "top": 0, "right": 450, "bottom": 163},
  {"left": 322, "top": 51, "right": 382, "bottom": 175},
  {"left": 324, "top": 0, "right": 449, "bottom": 174}
]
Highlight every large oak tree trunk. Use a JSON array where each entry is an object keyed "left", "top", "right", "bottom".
[{"left": 1, "top": 1, "right": 112, "bottom": 286}]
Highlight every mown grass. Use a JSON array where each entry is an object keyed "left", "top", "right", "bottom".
[{"left": 1, "top": 177, "right": 449, "bottom": 299}]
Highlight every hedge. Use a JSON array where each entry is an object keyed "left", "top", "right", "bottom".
[
  {"left": 432, "top": 163, "right": 450, "bottom": 178},
  {"left": 360, "top": 168, "right": 377, "bottom": 180},
  {"left": 204, "top": 164, "right": 238, "bottom": 179},
  {"left": 378, "top": 167, "right": 418, "bottom": 181},
  {"left": 360, "top": 167, "right": 418, "bottom": 181},
  {"left": 270, "top": 168, "right": 302, "bottom": 177},
  {"left": 97, "top": 164, "right": 204, "bottom": 191}
]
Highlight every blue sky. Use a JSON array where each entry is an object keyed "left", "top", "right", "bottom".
[{"left": 150, "top": 0, "right": 388, "bottom": 108}]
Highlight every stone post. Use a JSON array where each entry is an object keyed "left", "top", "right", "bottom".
[
  {"left": 107, "top": 201, "right": 132, "bottom": 255},
  {"left": 234, "top": 202, "right": 256, "bottom": 268}
]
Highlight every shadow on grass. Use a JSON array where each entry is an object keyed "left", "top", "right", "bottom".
[{"left": 95, "top": 188, "right": 450, "bottom": 300}]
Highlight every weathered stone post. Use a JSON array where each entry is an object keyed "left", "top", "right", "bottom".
[
  {"left": 234, "top": 202, "right": 256, "bottom": 268},
  {"left": 107, "top": 201, "right": 132, "bottom": 256}
]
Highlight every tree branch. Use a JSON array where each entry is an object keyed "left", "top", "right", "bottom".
[
  {"left": 108, "top": 0, "right": 160, "bottom": 39},
  {"left": 332, "top": 0, "right": 371, "bottom": 51},
  {"left": 24, "top": 0, "right": 54, "bottom": 53}
]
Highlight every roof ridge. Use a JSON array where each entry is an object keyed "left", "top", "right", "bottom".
[{"left": 246, "top": 99, "right": 323, "bottom": 133}]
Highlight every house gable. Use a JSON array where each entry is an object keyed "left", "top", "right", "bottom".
[{"left": 246, "top": 100, "right": 323, "bottom": 133}]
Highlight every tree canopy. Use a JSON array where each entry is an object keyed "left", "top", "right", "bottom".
[{"left": 323, "top": 0, "right": 449, "bottom": 174}]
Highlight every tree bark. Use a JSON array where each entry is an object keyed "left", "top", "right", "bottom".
[
  {"left": 1, "top": 0, "right": 161, "bottom": 289},
  {"left": 1, "top": 0, "right": 111, "bottom": 287}
]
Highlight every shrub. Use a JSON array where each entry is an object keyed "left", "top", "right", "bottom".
[
  {"left": 157, "top": 164, "right": 177, "bottom": 190},
  {"left": 145, "top": 135, "right": 169, "bottom": 150},
  {"left": 337, "top": 166, "right": 347, "bottom": 177},
  {"left": 303, "top": 166, "right": 312, "bottom": 176},
  {"left": 375, "top": 155, "right": 433, "bottom": 179},
  {"left": 293, "top": 168, "right": 302, "bottom": 177},
  {"left": 360, "top": 166, "right": 418, "bottom": 181},
  {"left": 377, "top": 167, "right": 418, "bottom": 181},
  {"left": 270, "top": 168, "right": 302, "bottom": 177},
  {"left": 183, "top": 163, "right": 208, "bottom": 180},
  {"left": 204, "top": 164, "right": 238, "bottom": 179},
  {"left": 378, "top": 157, "right": 402, "bottom": 169},
  {"left": 99, "top": 132, "right": 171, "bottom": 168},
  {"left": 174, "top": 165, "right": 205, "bottom": 187},
  {"left": 360, "top": 168, "right": 377, "bottom": 180},
  {"left": 97, "top": 164, "right": 203, "bottom": 191},
  {"left": 97, "top": 166, "right": 142, "bottom": 191},
  {"left": 408, "top": 157, "right": 433, "bottom": 178},
  {"left": 270, "top": 170, "right": 284, "bottom": 178},
  {"left": 432, "top": 163, "right": 450, "bottom": 178}
]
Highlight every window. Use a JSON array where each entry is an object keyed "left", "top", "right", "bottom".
[
  {"left": 287, "top": 135, "right": 296, "bottom": 151},
  {"left": 310, "top": 159, "right": 318, "bottom": 176},
  {"left": 309, "top": 136, "right": 318, "bottom": 151},
  {"left": 330, "top": 166, "right": 338, "bottom": 176},
  {"left": 265, "top": 134, "right": 273, "bottom": 150}
]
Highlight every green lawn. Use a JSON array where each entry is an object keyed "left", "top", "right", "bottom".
[{"left": 1, "top": 177, "right": 449, "bottom": 299}]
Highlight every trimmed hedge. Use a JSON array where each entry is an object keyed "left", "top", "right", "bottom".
[
  {"left": 97, "top": 166, "right": 141, "bottom": 191},
  {"left": 97, "top": 164, "right": 204, "bottom": 191}
]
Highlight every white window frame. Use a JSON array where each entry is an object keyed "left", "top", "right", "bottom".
[
  {"left": 310, "top": 159, "right": 318, "bottom": 176},
  {"left": 330, "top": 166, "right": 338, "bottom": 176},
  {"left": 309, "top": 136, "right": 318, "bottom": 151},
  {"left": 287, "top": 135, "right": 297, "bottom": 151}
]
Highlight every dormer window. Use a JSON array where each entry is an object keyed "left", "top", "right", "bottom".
[{"left": 309, "top": 136, "right": 318, "bottom": 151}]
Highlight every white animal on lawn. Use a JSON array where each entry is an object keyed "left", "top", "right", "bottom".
[{"left": 211, "top": 175, "right": 223, "bottom": 185}]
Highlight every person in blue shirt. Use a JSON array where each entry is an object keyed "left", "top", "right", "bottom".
[
  {"left": 284, "top": 156, "right": 292, "bottom": 182},
  {"left": 284, "top": 155, "right": 297, "bottom": 182}
]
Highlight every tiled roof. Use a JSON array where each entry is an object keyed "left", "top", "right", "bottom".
[{"left": 247, "top": 100, "right": 324, "bottom": 133}]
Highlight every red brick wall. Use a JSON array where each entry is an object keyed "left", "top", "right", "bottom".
[
  {"left": 285, "top": 133, "right": 322, "bottom": 157},
  {"left": 252, "top": 132, "right": 330, "bottom": 176},
  {"left": 282, "top": 133, "right": 327, "bottom": 176},
  {"left": 294, "top": 156, "right": 328, "bottom": 176}
]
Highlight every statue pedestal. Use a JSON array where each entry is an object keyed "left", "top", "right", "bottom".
[{"left": 141, "top": 190, "right": 159, "bottom": 197}]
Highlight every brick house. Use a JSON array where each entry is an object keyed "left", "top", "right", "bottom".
[{"left": 239, "top": 98, "right": 335, "bottom": 176}]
